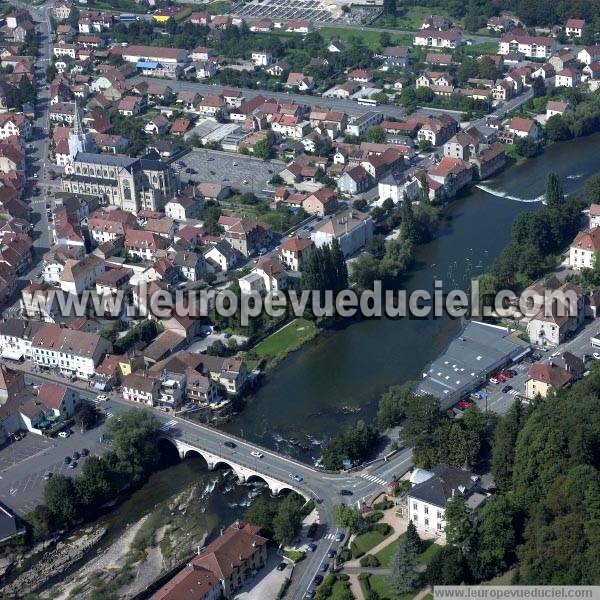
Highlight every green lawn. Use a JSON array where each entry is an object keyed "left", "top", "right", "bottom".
[
  {"left": 375, "top": 537, "right": 442, "bottom": 567},
  {"left": 420, "top": 540, "right": 442, "bottom": 566},
  {"left": 206, "top": 0, "right": 231, "bottom": 15},
  {"left": 252, "top": 318, "right": 317, "bottom": 364},
  {"left": 319, "top": 26, "right": 412, "bottom": 51},
  {"left": 361, "top": 574, "right": 415, "bottom": 600},
  {"left": 351, "top": 528, "right": 393, "bottom": 558}
]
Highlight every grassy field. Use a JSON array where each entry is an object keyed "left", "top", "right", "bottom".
[
  {"left": 351, "top": 527, "right": 393, "bottom": 557},
  {"left": 360, "top": 574, "right": 415, "bottom": 600},
  {"left": 319, "top": 26, "right": 412, "bottom": 51},
  {"left": 206, "top": 0, "right": 232, "bottom": 15},
  {"left": 374, "top": 537, "right": 442, "bottom": 567},
  {"left": 252, "top": 318, "right": 317, "bottom": 364}
]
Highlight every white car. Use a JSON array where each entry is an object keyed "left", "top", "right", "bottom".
[
  {"left": 97, "top": 394, "right": 108, "bottom": 402},
  {"left": 250, "top": 451, "right": 263, "bottom": 458},
  {"left": 58, "top": 431, "right": 70, "bottom": 438},
  {"left": 593, "top": 353, "right": 600, "bottom": 360}
]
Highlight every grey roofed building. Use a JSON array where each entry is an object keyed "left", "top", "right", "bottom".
[
  {"left": 408, "top": 464, "right": 477, "bottom": 508},
  {"left": 74, "top": 152, "right": 139, "bottom": 169},
  {"left": 0, "top": 502, "right": 25, "bottom": 542},
  {"left": 0, "top": 318, "right": 44, "bottom": 340},
  {"left": 416, "top": 321, "right": 528, "bottom": 409}
]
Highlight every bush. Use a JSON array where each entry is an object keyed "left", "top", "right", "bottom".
[
  {"left": 339, "top": 547, "right": 352, "bottom": 562},
  {"left": 373, "top": 499, "right": 393, "bottom": 510},
  {"left": 373, "top": 523, "right": 391, "bottom": 536},
  {"left": 350, "top": 542, "right": 365, "bottom": 559},
  {"left": 358, "top": 572, "right": 371, "bottom": 581},
  {"left": 360, "top": 554, "right": 381, "bottom": 567},
  {"left": 284, "top": 550, "right": 305, "bottom": 563},
  {"left": 364, "top": 510, "right": 384, "bottom": 523}
]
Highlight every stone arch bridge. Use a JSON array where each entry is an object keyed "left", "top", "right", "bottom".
[{"left": 161, "top": 436, "right": 308, "bottom": 497}]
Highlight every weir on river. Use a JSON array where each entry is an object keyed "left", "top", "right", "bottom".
[{"left": 222, "top": 131, "right": 600, "bottom": 460}]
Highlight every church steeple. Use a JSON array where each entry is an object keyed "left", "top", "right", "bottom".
[{"left": 73, "top": 101, "right": 83, "bottom": 136}]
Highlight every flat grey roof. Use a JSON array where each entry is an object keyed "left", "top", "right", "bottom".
[{"left": 416, "top": 321, "right": 526, "bottom": 401}]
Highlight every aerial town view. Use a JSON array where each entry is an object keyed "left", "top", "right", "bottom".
[{"left": 0, "top": 0, "right": 599, "bottom": 597}]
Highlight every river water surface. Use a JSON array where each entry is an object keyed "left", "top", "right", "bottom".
[{"left": 223, "top": 133, "right": 600, "bottom": 461}]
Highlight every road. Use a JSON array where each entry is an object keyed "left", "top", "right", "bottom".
[
  {"left": 0, "top": 360, "right": 412, "bottom": 598},
  {"left": 131, "top": 75, "right": 408, "bottom": 119}
]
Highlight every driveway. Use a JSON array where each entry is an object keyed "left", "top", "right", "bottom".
[
  {"left": 187, "top": 333, "right": 248, "bottom": 353},
  {"left": 236, "top": 551, "right": 292, "bottom": 600}
]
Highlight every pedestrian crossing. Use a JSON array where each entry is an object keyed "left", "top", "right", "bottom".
[
  {"left": 160, "top": 419, "right": 178, "bottom": 431},
  {"left": 324, "top": 533, "right": 337, "bottom": 540},
  {"left": 360, "top": 473, "right": 387, "bottom": 486},
  {"left": 106, "top": 412, "right": 114, "bottom": 418}
]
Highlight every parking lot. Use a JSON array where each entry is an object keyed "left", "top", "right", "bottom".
[
  {"left": 0, "top": 420, "right": 109, "bottom": 515},
  {"left": 177, "top": 149, "right": 284, "bottom": 196}
]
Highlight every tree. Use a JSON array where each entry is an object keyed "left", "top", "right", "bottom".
[
  {"left": 515, "top": 138, "right": 538, "bottom": 158},
  {"left": 382, "top": 0, "right": 396, "bottom": 17},
  {"left": 492, "top": 400, "right": 528, "bottom": 490},
  {"left": 253, "top": 137, "right": 274, "bottom": 159},
  {"left": 532, "top": 76, "right": 546, "bottom": 98},
  {"left": 75, "top": 456, "right": 114, "bottom": 508},
  {"left": 423, "top": 545, "right": 468, "bottom": 585},
  {"left": 379, "top": 31, "right": 392, "bottom": 47},
  {"left": 470, "top": 494, "right": 516, "bottom": 580},
  {"left": 272, "top": 494, "right": 303, "bottom": 546},
  {"left": 583, "top": 173, "right": 600, "bottom": 204},
  {"left": 245, "top": 498, "right": 277, "bottom": 535},
  {"left": 401, "top": 394, "right": 442, "bottom": 449},
  {"left": 45, "top": 64, "right": 57, "bottom": 83},
  {"left": 105, "top": 409, "right": 161, "bottom": 479},
  {"left": 388, "top": 534, "right": 420, "bottom": 594},
  {"left": 444, "top": 496, "right": 473, "bottom": 552},
  {"left": 333, "top": 505, "right": 364, "bottom": 532},
  {"left": 546, "top": 171, "right": 564, "bottom": 208},
  {"left": 44, "top": 475, "right": 80, "bottom": 527},
  {"left": 364, "top": 125, "right": 386, "bottom": 144},
  {"left": 366, "top": 235, "right": 386, "bottom": 260},
  {"left": 405, "top": 520, "right": 422, "bottom": 553},
  {"left": 377, "top": 382, "right": 414, "bottom": 428},
  {"left": 74, "top": 403, "right": 100, "bottom": 431},
  {"left": 400, "top": 198, "right": 419, "bottom": 244},
  {"left": 545, "top": 114, "right": 572, "bottom": 141}
]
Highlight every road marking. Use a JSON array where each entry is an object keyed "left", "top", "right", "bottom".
[
  {"left": 159, "top": 419, "right": 178, "bottom": 431},
  {"left": 359, "top": 473, "right": 387, "bottom": 486}
]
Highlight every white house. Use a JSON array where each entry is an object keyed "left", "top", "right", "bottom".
[
  {"left": 407, "top": 465, "right": 478, "bottom": 539},
  {"left": 569, "top": 227, "right": 600, "bottom": 270},
  {"left": 31, "top": 323, "right": 112, "bottom": 379},
  {"left": 251, "top": 51, "right": 273, "bottom": 67},
  {"left": 122, "top": 373, "right": 160, "bottom": 406},
  {"left": 311, "top": 209, "right": 373, "bottom": 257},
  {"left": 565, "top": 18, "right": 585, "bottom": 38},
  {"left": 0, "top": 319, "right": 43, "bottom": 361},
  {"left": 413, "top": 29, "right": 462, "bottom": 49},
  {"left": 578, "top": 46, "right": 600, "bottom": 66},
  {"left": 499, "top": 32, "right": 556, "bottom": 58}
]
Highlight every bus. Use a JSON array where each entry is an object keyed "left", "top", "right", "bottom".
[
  {"left": 357, "top": 97, "right": 378, "bottom": 107},
  {"left": 118, "top": 14, "right": 139, "bottom": 22}
]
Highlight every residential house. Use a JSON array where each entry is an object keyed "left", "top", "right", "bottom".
[
  {"left": 311, "top": 208, "right": 373, "bottom": 256},
  {"left": 122, "top": 373, "right": 160, "bottom": 406},
  {"left": 0, "top": 318, "right": 43, "bottom": 361},
  {"left": 578, "top": 46, "right": 600, "bottom": 66},
  {"left": 279, "top": 237, "right": 314, "bottom": 271},
  {"left": 555, "top": 68, "right": 581, "bottom": 88},
  {"left": 546, "top": 100, "right": 570, "bottom": 118},
  {"left": 204, "top": 240, "right": 237, "bottom": 272},
  {"left": 428, "top": 156, "right": 473, "bottom": 197},
  {"left": 565, "top": 18, "right": 585, "bottom": 38},
  {"left": 125, "top": 230, "right": 168, "bottom": 261},
  {"left": 302, "top": 187, "right": 338, "bottom": 217},
  {"left": 413, "top": 29, "right": 462, "bottom": 49},
  {"left": 507, "top": 117, "right": 541, "bottom": 139},
  {"left": 37, "top": 382, "right": 78, "bottom": 420},
  {"left": 60, "top": 254, "right": 105, "bottom": 295},
  {"left": 499, "top": 32, "right": 557, "bottom": 58},
  {"left": 407, "top": 464, "right": 478, "bottom": 539},
  {"left": 338, "top": 165, "right": 372, "bottom": 195},
  {"left": 569, "top": 227, "right": 600, "bottom": 270},
  {"left": 525, "top": 362, "right": 573, "bottom": 399},
  {"left": 221, "top": 217, "right": 271, "bottom": 258}
]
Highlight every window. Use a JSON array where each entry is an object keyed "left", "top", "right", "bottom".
[
  {"left": 437, "top": 522, "right": 442, "bottom": 530},
  {"left": 413, "top": 502, "right": 417, "bottom": 511},
  {"left": 424, "top": 506, "right": 429, "bottom": 515},
  {"left": 425, "top": 518, "right": 429, "bottom": 526}
]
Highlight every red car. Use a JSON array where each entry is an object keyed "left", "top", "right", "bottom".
[
  {"left": 457, "top": 400, "right": 472, "bottom": 410},
  {"left": 501, "top": 370, "right": 513, "bottom": 378}
]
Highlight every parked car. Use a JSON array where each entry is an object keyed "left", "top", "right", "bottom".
[
  {"left": 489, "top": 377, "right": 499, "bottom": 385},
  {"left": 276, "top": 562, "right": 287, "bottom": 571},
  {"left": 593, "top": 353, "right": 600, "bottom": 360},
  {"left": 97, "top": 394, "right": 108, "bottom": 402},
  {"left": 43, "top": 472, "right": 52, "bottom": 480},
  {"left": 502, "top": 385, "right": 513, "bottom": 393},
  {"left": 305, "top": 591, "right": 316, "bottom": 599},
  {"left": 81, "top": 448, "right": 89, "bottom": 456},
  {"left": 313, "top": 575, "right": 323, "bottom": 586},
  {"left": 457, "top": 400, "right": 471, "bottom": 410},
  {"left": 68, "top": 461, "right": 77, "bottom": 469},
  {"left": 307, "top": 543, "right": 317, "bottom": 552},
  {"left": 58, "top": 430, "right": 70, "bottom": 438},
  {"left": 320, "top": 562, "right": 329, "bottom": 572},
  {"left": 72, "top": 451, "right": 80, "bottom": 460},
  {"left": 224, "top": 441, "right": 236, "bottom": 449},
  {"left": 335, "top": 532, "right": 344, "bottom": 542},
  {"left": 64, "top": 456, "right": 71, "bottom": 464},
  {"left": 327, "top": 549, "right": 336, "bottom": 558}
]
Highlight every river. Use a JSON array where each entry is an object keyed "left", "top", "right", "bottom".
[
  {"left": 222, "top": 132, "right": 600, "bottom": 462},
  {"left": 40, "top": 133, "right": 600, "bottom": 597}
]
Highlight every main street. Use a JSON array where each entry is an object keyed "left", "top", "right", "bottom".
[
  {"left": 131, "top": 75, "right": 408, "bottom": 119},
  {"left": 0, "top": 361, "right": 413, "bottom": 599}
]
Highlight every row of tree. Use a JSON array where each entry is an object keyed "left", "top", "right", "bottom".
[{"left": 28, "top": 410, "right": 162, "bottom": 539}]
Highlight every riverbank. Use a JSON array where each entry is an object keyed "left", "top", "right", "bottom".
[{"left": 221, "top": 131, "right": 600, "bottom": 460}]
